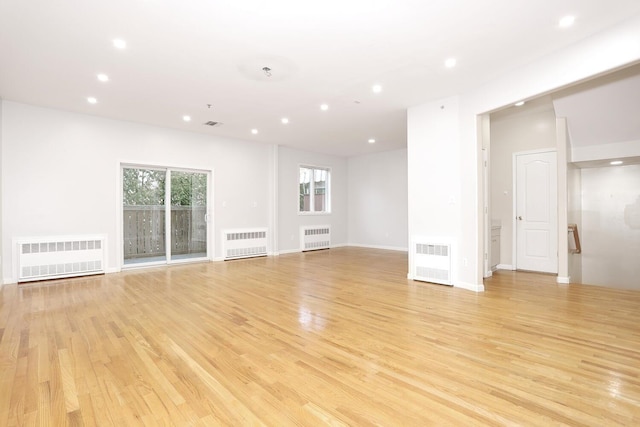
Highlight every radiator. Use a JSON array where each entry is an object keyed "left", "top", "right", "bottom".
[
  {"left": 222, "top": 228, "right": 267, "bottom": 260},
  {"left": 412, "top": 238, "right": 452, "bottom": 285},
  {"left": 15, "top": 235, "right": 106, "bottom": 283},
  {"left": 300, "top": 225, "right": 331, "bottom": 251}
]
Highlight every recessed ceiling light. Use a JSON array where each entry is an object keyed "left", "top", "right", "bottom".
[
  {"left": 559, "top": 15, "right": 575, "bottom": 28},
  {"left": 251, "top": 129, "right": 258, "bottom": 135},
  {"left": 368, "top": 139, "right": 376, "bottom": 144},
  {"left": 444, "top": 57, "right": 457, "bottom": 68},
  {"left": 372, "top": 84, "right": 382, "bottom": 94},
  {"left": 281, "top": 118, "right": 289, "bottom": 124},
  {"left": 183, "top": 115, "right": 191, "bottom": 122},
  {"left": 320, "top": 104, "right": 329, "bottom": 111},
  {"left": 113, "top": 39, "right": 127, "bottom": 49},
  {"left": 610, "top": 160, "right": 623, "bottom": 165},
  {"left": 87, "top": 97, "right": 97, "bottom": 104},
  {"left": 97, "top": 73, "right": 109, "bottom": 82},
  {"left": 515, "top": 101, "right": 525, "bottom": 107}
]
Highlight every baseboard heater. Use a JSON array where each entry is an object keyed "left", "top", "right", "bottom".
[
  {"left": 15, "top": 235, "right": 106, "bottom": 283},
  {"left": 301, "top": 225, "right": 331, "bottom": 251},
  {"left": 412, "top": 238, "right": 452, "bottom": 286},
  {"left": 222, "top": 228, "right": 268, "bottom": 260}
]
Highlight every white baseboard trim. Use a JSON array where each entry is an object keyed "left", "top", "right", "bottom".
[
  {"left": 3, "top": 277, "right": 16, "bottom": 285},
  {"left": 331, "top": 243, "right": 348, "bottom": 249},
  {"left": 278, "top": 248, "right": 301, "bottom": 255},
  {"left": 106, "top": 267, "right": 121, "bottom": 274},
  {"left": 557, "top": 276, "right": 571, "bottom": 284},
  {"left": 454, "top": 281, "right": 486, "bottom": 292},
  {"left": 348, "top": 243, "right": 408, "bottom": 252},
  {"left": 497, "top": 264, "right": 515, "bottom": 270},
  {"left": 484, "top": 270, "right": 493, "bottom": 278}
]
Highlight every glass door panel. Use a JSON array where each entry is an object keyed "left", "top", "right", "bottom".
[
  {"left": 122, "top": 168, "right": 167, "bottom": 265},
  {"left": 170, "top": 171, "right": 207, "bottom": 260}
]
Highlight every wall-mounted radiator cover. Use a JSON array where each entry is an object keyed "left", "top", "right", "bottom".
[
  {"left": 222, "top": 228, "right": 268, "bottom": 260},
  {"left": 412, "top": 238, "right": 452, "bottom": 285},
  {"left": 300, "top": 225, "right": 331, "bottom": 251},
  {"left": 15, "top": 235, "right": 106, "bottom": 283}
]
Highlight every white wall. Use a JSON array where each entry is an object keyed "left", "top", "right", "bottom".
[
  {"left": 277, "top": 146, "right": 348, "bottom": 253},
  {"left": 490, "top": 106, "right": 557, "bottom": 267},
  {"left": 0, "top": 99, "right": 3, "bottom": 277},
  {"left": 567, "top": 162, "right": 582, "bottom": 284},
  {"left": 348, "top": 149, "right": 407, "bottom": 251},
  {"left": 407, "top": 96, "right": 465, "bottom": 286},
  {"left": 581, "top": 165, "right": 640, "bottom": 289},
  {"left": 1, "top": 101, "right": 272, "bottom": 282},
  {"left": 409, "top": 14, "right": 640, "bottom": 290}
]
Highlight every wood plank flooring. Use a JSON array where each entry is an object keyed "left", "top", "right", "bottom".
[{"left": 0, "top": 247, "right": 639, "bottom": 426}]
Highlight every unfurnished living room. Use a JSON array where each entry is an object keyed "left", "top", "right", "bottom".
[{"left": 1, "top": 1, "right": 640, "bottom": 425}]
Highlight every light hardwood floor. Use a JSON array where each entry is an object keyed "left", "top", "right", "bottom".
[{"left": 1, "top": 247, "right": 639, "bottom": 426}]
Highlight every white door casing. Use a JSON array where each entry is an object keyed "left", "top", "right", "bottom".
[{"left": 514, "top": 151, "right": 558, "bottom": 273}]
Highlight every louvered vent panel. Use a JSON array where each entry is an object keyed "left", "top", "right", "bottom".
[
  {"left": 412, "top": 239, "right": 452, "bottom": 286},
  {"left": 300, "top": 226, "right": 331, "bottom": 251},
  {"left": 16, "top": 235, "right": 106, "bottom": 282},
  {"left": 222, "top": 228, "right": 268, "bottom": 260}
]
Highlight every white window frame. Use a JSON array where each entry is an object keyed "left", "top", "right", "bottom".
[
  {"left": 298, "top": 165, "right": 331, "bottom": 215},
  {"left": 119, "top": 163, "right": 213, "bottom": 269}
]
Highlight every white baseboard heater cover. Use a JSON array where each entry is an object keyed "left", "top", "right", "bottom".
[
  {"left": 412, "top": 238, "right": 452, "bottom": 286},
  {"left": 222, "top": 228, "right": 268, "bottom": 260},
  {"left": 301, "top": 225, "right": 331, "bottom": 251},
  {"left": 16, "top": 235, "right": 106, "bottom": 283}
]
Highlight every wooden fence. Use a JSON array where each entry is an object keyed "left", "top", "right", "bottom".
[{"left": 123, "top": 205, "right": 206, "bottom": 260}]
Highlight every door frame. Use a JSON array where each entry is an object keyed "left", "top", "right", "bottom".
[
  {"left": 118, "top": 162, "right": 214, "bottom": 269},
  {"left": 511, "top": 148, "right": 557, "bottom": 272}
]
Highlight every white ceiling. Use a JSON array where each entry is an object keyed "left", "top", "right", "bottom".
[{"left": 2, "top": 1, "right": 640, "bottom": 157}]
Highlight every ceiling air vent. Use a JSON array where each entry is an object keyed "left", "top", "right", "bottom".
[{"left": 203, "top": 121, "right": 221, "bottom": 127}]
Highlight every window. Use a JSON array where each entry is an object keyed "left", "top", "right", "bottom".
[{"left": 299, "top": 166, "right": 330, "bottom": 213}]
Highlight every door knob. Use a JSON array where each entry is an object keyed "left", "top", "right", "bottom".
[{"left": 518, "top": 216, "right": 523, "bottom": 220}]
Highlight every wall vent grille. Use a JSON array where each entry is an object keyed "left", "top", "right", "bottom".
[
  {"left": 16, "top": 235, "right": 106, "bottom": 282},
  {"left": 301, "top": 226, "right": 331, "bottom": 251},
  {"left": 222, "top": 228, "right": 267, "bottom": 260},
  {"left": 412, "top": 239, "right": 452, "bottom": 286}
]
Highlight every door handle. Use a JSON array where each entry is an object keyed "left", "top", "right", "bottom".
[{"left": 517, "top": 216, "right": 523, "bottom": 220}]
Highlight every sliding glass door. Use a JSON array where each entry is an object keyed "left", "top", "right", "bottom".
[
  {"left": 122, "top": 166, "right": 209, "bottom": 266},
  {"left": 170, "top": 171, "right": 207, "bottom": 260}
]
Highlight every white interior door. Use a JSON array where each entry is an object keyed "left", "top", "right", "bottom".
[{"left": 515, "top": 151, "right": 558, "bottom": 273}]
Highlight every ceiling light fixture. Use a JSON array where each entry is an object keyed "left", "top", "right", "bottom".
[
  {"left": 515, "top": 101, "right": 525, "bottom": 107},
  {"left": 368, "top": 139, "right": 376, "bottom": 144},
  {"left": 610, "top": 160, "right": 623, "bottom": 165},
  {"left": 281, "top": 118, "right": 289, "bottom": 124},
  {"left": 372, "top": 84, "right": 382, "bottom": 94},
  {"left": 251, "top": 129, "right": 258, "bottom": 135},
  {"left": 445, "top": 57, "right": 457, "bottom": 68},
  {"left": 559, "top": 15, "right": 575, "bottom": 28},
  {"left": 112, "top": 39, "right": 127, "bottom": 49},
  {"left": 320, "top": 104, "right": 329, "bottom": 111},
  {"left": 262, "top": 66, "right": 272, "bottom": 77},
  {"left": 183, "top": 115, "right": 191, "bottom": 122},
  {"left": 97, "top": 73, "right": 109, "bottom": 82},
  {"left": 87, "top": 97, "right": 97, "bottom": 104}
]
